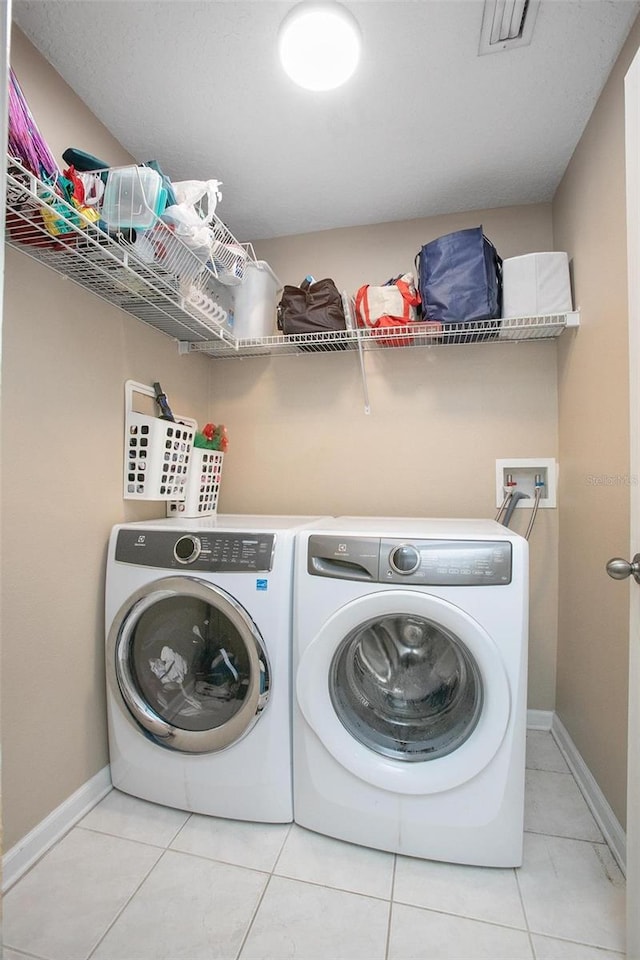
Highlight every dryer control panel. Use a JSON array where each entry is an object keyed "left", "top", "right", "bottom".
[
  {"left": 308, "top": 536, "right": 511, "bottom": 585},
  {"left": 379, "top": 539, "right": 512, "bottom": 585},
  {"left": 115, "top": 529, "right": 276, "bottom": 572}
]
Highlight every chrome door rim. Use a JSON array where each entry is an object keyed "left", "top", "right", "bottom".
[{"left": 107, "top": 576, "right": 270, "bottom": 753}]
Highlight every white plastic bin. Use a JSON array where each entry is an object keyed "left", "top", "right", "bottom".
[
  {"left": 229, "top": 260, "right": 282, "bottom": 338},
  {"left": 167, "top": 449, "right": 224, "bottom": 517},
  {"left": 101, "top": 166, "right": 165, "bottom": 232}
]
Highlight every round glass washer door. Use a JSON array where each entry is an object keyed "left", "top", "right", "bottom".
[
  {"left": 296, "top": 590, "right": 511, "bottom": 795},
  {"left": 330, "top": 613, "right": 483, "bottom": 762},
  {"left": 107, "top": 576, "right": 270, "bottom": 754}
]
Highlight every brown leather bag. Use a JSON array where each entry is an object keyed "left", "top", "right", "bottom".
[{"left": 277, "top": 277, "right": 346, "bottom": 335}]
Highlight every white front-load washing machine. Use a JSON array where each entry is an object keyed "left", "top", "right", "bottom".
[
  {"left": 293, "top": 516, "right": 529, "bottom": 866},
  {"left": 106, "top": 514, "right": 323, "bottom": 823}
]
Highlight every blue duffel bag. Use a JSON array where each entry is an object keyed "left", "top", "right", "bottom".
[{"left": 415, "top": 226, "right": 502, "bottom": 341}]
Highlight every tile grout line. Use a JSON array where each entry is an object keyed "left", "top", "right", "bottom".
[
  {"left": 2, "top": 943, "right": 49, "bottom": 960},
  {"left": 387, "top": 899, "right": 532, "bottom": 936},
  {"left": 231, "top": 824, "right": 295, "bottom": 960},
  {"left": 527, "top": 767, "right": 572, "bottom": 775},
  {"left": 233, "top": 873, "right": 274, "bottom": 960},
  {"left": 269, "top": 820, "right": 294, "bottom": 876},
  {"left": 84, "top": 845, "right": 171, "bottom": 960},
  {"left": 139, "top": 840, "right": 275, "bottom": 879},
  {"left": 523, "top": 826, "right": 606, "bottom": 843},
  {"left": 166, "top": 810, "right": 194, "bottom": 847},
  {"left": 384, "top": 854, "right": 397, "bottom": 960},
  {"left": 529, "top": 930, "right": 627, "bottom": 956},
  {"left": 255, "top": 866, "right": 396, "bottom": 905},
  {"left": 75, "top": 822, "right": 191, "bottom": 852},
  {"left": 514, "top": 861, "right": 536, "bottom": 959}
]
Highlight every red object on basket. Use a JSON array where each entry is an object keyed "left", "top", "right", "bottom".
[
  {"left": 63, "top": 166, "right": 85, "bottom": 205},
  {"left": 196, "top": 423, "right": 229, "bottom": 452}
]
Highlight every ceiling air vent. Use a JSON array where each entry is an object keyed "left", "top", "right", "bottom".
[{"left": 479, "top": 0, "right": 540, "bottom": 55}]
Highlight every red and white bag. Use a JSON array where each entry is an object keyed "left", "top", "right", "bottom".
[{"left": 354, "top": 273, "right": 421, "bottom": 346}]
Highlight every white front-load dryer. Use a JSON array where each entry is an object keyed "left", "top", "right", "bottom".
[
  {"left": 106, "top": 514, "right": 323, "bottom": 823},
  {"left": 293, "top": 517, "right": 529, "bottom": 866}
]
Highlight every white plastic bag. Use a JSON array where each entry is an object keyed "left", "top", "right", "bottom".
[
  {"left": 76, "top": 170, "right": 104, "bottom": 207},
  {"left": 154, "top": 179, "right": 222, "bottom": 278},
  {"left": 171, "top": 179, "right": 223, "bottom": 223},
  {"left": 162, "top": 204, "right": 213, "bottom": 254}
]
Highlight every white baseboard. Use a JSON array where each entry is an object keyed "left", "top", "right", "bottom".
[
  {"left": 527, "top": 709, "right": 554, "bottom": 731},
  {"left": 3, "top": 765, "right": 112, "bottom": 893},
  {"left": 551, "top": 714, "right": 627, "bottom": 875}
]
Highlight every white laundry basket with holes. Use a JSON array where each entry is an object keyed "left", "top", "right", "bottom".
[
  {"left": 166, "top": 449, "right": 224, "bottom": 517},
  {"left": 124, "top": 380, "right": 196, "bottom": 501}
]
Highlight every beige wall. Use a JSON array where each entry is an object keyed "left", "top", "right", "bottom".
[
  {"left": 216, "top": 204, "right": 559, "bottom": 719},
  {"left": 553, "top": 16, "right": 640, "bottom": 828},
  {"left": 2, "top": 30, "right": 215, "bottom": 848}
]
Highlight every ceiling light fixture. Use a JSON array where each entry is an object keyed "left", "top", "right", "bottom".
[{"left": 278, "top": 2, "right": 361, "bottom": 91}]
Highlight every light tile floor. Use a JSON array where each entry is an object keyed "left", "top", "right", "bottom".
[{"left": 2, "top": 732, "right": 626, "bottom": 960}]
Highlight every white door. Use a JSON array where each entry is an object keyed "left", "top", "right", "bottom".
[
  {"left": 623, "top": 47, "right": 640, "bottom": 960},
  {"left": 1, "top": 1, "right": 10, "bottom": 361}
]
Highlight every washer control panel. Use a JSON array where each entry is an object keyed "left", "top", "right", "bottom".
[
  {"left": 115, "top": 529, "right": 276, "bottom": 572},
  {"left": 380, "top": 539, "right": 512, "bottom": 585},
  {"left": 307, "top": 535, "right": 512, "bottom": 585}
]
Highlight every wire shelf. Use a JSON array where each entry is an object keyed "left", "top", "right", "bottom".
[
  {"left": 183, "top": 312, "right": 580, "bottom": 358},
  {"left": 5, "top": 156, "right": 579, "bottom": 360},
  {"left": 4, "top": 157, "right": 246, "bottom": 345}
]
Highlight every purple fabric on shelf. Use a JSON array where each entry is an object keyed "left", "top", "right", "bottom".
[{"left": 8, "top": 67, "right": 60, "bottom": 179}]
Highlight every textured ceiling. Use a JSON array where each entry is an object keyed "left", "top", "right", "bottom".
[{"left": 11, "top": 0, "right": 640, "bottom": 242}]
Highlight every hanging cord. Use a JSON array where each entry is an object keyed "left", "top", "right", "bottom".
[
  {"left": 501, "top": 489, "right": 529, "bottom": 528},
  {"left": 524, "top": 475, "right": 545, "bottom": 541},
  {"left": 495, "top": 474, "right": 518, "bottom": 523},
  {"left": 495, "top": 490, "right": 512, "bottom": 523}
]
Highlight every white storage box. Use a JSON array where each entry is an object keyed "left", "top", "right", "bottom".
[
  {"left": 229, "top": 260, "right": 282, "bottom": 338},
  {"left": 502, "top": 252, "right": 572, "bottom": 318},
  {"left": 167, "top": 449, "right": 224, "bottom": 517}
]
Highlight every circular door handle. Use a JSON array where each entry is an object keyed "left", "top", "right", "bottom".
[{"left": 606, "top": 554, "right": 640, "bottom": 583}]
